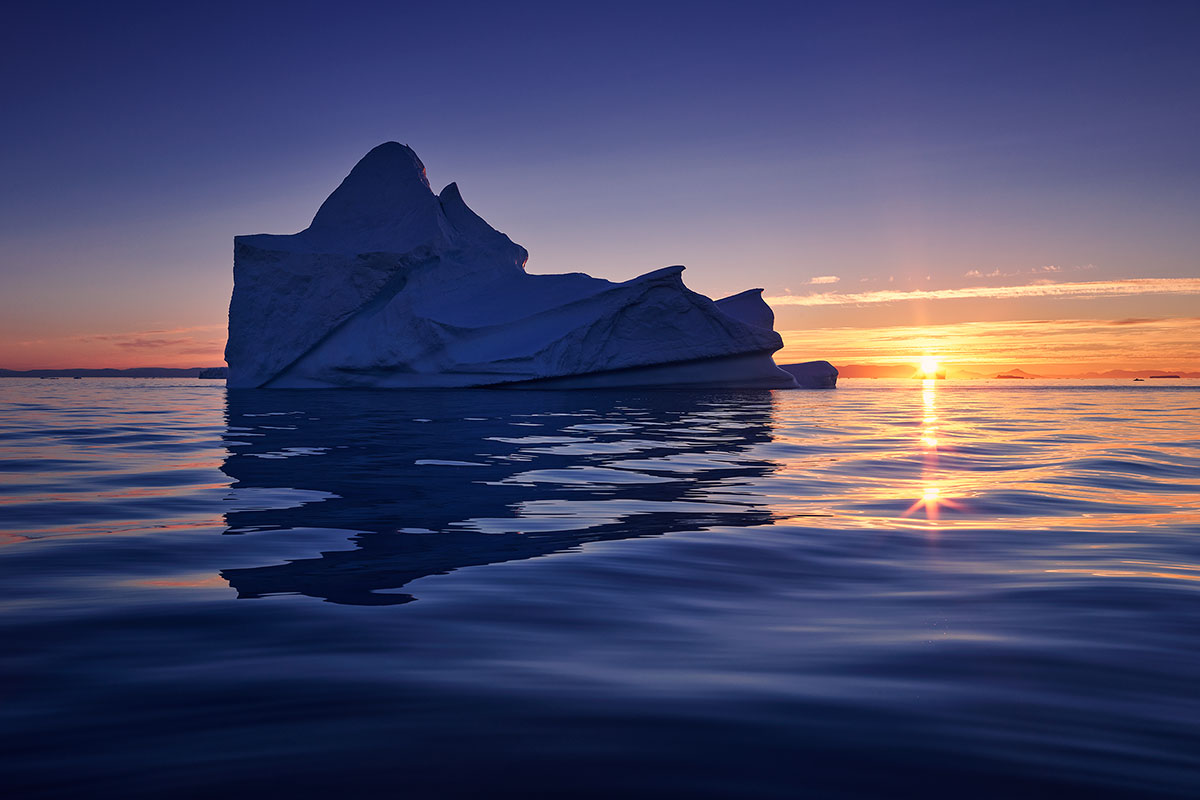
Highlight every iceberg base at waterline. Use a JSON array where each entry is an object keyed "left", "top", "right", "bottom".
[
  {"left": 780, "top": 361, "right": 839, "bottom": 389},
  {"left": 225, "top": 142, "right": 828, "bottom": 390}
]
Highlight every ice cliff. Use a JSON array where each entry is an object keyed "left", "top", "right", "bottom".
[{"left": 226, "top": 142, "right": 804, "bottom": 389}]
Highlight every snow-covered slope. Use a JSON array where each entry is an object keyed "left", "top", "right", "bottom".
[{"left": 225, "top": 142, "right": 799, "bottom": 389}]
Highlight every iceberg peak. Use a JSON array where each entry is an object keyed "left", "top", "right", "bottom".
[
  {"left": 296, "top": 142, "right": 438, "bottom": 253},
  {"left": 715, "top": 288, "right": 775, "bottom": 331}
]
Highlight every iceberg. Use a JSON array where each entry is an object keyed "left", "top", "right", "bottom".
[
  {"left": 225, "top": 142, "right": 803, "bottom": 389},
  {"left": 779, "top": 361, "right": 838, "bottom": 389}
]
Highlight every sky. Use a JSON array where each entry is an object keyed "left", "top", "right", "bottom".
[{"left": 1, "top": 0, "right": 1197, "bottom": 373}]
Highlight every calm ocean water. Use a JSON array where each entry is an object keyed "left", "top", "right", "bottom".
[{"left": 1, "top": 378, "right": 1198, "bottom": 798}]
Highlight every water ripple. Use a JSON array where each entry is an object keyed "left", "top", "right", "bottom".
[{"left": 0, "top": 378, "right": 1198, "bottom": 797}]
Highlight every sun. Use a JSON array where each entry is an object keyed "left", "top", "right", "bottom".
[{"left": 920, "top": 356, "right": 940, "bottom": 376}]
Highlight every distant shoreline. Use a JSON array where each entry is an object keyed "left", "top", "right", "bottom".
[
  {"left": 4, "top": 370, "right": 1198, "bottom": 382},
  {"left": 0, "top": 368, "right": 225, "bottom": 379}
]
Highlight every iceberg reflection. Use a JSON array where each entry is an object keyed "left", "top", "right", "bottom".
[{"left": 219, "top": 390, "right": 779, "bottom": 604}]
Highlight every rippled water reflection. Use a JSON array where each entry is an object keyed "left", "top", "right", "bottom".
[{"left": 1, "top": 379, "right": 1198, "bottom": 797}]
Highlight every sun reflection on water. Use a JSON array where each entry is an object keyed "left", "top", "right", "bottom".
[{"left": 903, "top": 378, "right": 963, "bottom": 520}]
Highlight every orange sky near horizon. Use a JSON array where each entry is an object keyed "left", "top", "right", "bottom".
[
  {"left": 2, "top": 279, "right": 1197, "bottom": 375},
  {"left": 1, "top": 324, "right": 228, "bottom": 371},
  {"left": 3, "top": 3, "right": 1199, "bottom": 381},
  {"left": 777, "top": 316, "right": 1200, "bottom": 375}
]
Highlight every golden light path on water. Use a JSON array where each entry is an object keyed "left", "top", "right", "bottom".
[
  {"left": 903, "top": 379, "right": 963, "bottom": 520},
  {"left": 759, "top": 377, "right": 1200, "bottom": 535}
]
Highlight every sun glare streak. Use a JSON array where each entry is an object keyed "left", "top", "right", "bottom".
[
  {"left": 920, "top": 382, "right": 939, "bottom": 453},
  {"left": 903, "top": 484, "right": 965, "bottom": 520},
  {"left": 905, "top": 486, "right": 942, "bottom": 519}
]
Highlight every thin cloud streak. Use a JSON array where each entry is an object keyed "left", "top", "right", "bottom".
[
  {"left": 3, "top": 324, "right": 227, "bottom": 370},
  {"left": 767, "top": 278, "right": 1200, "bottom": 306}
]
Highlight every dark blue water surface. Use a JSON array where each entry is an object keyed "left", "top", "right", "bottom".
[{"left": 2, "top": 379, "right": 1198, "bottom": 798}]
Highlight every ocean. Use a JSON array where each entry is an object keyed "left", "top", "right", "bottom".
[{"left": 1, "top": 378, "right": 1198, "bottom": 798}]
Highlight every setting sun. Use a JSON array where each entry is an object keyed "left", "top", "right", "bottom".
[{"left": 920, "top": 356, "right": 940, "bottom": 377}]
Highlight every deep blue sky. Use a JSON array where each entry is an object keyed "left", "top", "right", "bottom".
[{"left": 2, "top": 1, "right": 1198, "bottom": 368}]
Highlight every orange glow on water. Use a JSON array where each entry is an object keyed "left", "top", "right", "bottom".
[
  {"left": 904, "top": 484, "right": 964, "bottom": 520},
  {"left": 1045, "top": 566, "right": 1200, "bottom": 582},
  {"left": 904, "top": 379, "right": 964, "bottom": 519}
]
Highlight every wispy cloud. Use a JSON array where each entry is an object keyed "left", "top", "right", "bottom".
[
  {"left": 76, "top": 324, "right": 226, "bottom": 346},
  {"left": 4, "top": 324, "right": 226, "bottom": 370},
  {"left": 809, "top": 275, "right": 840, "bottom": 285},
  {"left": 767, "top": 278, "right": 1200, "bottom": 306},
  {"left": 115, "top": 337, "right": 195, "bottom": 350},
  {"left": 965, "top": 265, "right": 1071, "bottom": 278}
]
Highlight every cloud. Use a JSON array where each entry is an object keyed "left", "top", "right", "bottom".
[
  {"left": 76, "top": 325, "right": 226, "bottom": 352},
  {"left": 766, "top": 278, "right": 1200, "bottom": 306},
  {"left": 115, "top": 337, "right": 195, "bottom": 350},
  {"left": 75, "top": 324, "right": 225, "bottom": 345},
  {"left": 809, "top": 275, "right": 840, "bottom": 285},
  {"left": 963, "top": 265, "right": 1068, "bottom": 280},
  {"left": 3, "top": 324, "right": 227, "bottom": 370}
]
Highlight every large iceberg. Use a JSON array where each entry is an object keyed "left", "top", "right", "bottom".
[{"left": 225, "top": 142, "right": 803, "bottom": 389}]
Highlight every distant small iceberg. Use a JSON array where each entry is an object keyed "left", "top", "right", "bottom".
[{"left": 995, "top": 369, "right": 1040, "bottom": 380}]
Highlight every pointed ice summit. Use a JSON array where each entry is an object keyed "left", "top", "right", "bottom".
[{"left": 226, "top": 142, "right": 804, "bottom": 389}]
